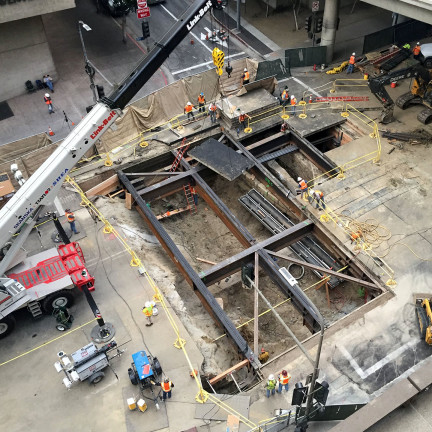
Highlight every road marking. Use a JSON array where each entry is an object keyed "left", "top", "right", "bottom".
[
  {"left": 160, "top": 4, "right": 213, "bottom": 54},
  {"left": 203, "top": 26, "right": 227, "bottom": 47},
  {"left": 278, "top": 76, "right": 323, "bottom": 97},
  {"left": 172, "top": 52, "right": 245, "bottom": 76},
  {"left": 338, "top": 339, "right": 418, "bottom": 379}
]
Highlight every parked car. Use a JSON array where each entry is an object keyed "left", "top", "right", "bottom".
[{"left": 100, "top": 0, "right": 130, "bottom": 17}]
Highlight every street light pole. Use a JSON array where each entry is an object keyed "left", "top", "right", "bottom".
[{"left": 78, "top": 20, "right": 98, "bottom": 104}]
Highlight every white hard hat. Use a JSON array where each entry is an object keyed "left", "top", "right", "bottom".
[
  {"left": 352, "top": 52, "right": 355, "bottom": 56},
  {"left": 297, "top": 177, "right": 302, "bottom": 181},
  {"left": 187, "top": 102, "right": 191, "bottom": 105},
  {"left": 417, "top": 42, "right": 420, "bottom": 45},
  {"left": 269, "top": 374, "right": 274, "bottom": 380},
  {"left": 45, "top": 93, "right": 50, "bottom": 97},
  {"left": 145, "top": 301, "right": 152, "bottom": 308},
  {"left": 291, "top": 95, "right": 295, "bottom": 99},
  {"left": 241, "top": 111, "right": 245, "bottom": 115},
  {"left": 244, "top": 68, "right": 247, "bottom": 71}
]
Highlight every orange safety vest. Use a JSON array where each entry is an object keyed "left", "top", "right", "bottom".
[
  {"left": 239, "top": 114, "right": 246, "bottom": 122},
  {"left": 143, "top": 306, "right": 153, "bottom": 317},
  {"left": 190, "top": 186, "right": 196, "bottom": 194},
  {"left": 413, "top": 46, "right": 421, "bottom": 56},
  {"left": 291, "top": 98, "right": 297, "bottom": 106},
  {"left": 349, "top": 55, "right": 355, "bottom": 65},
  {"left": 351, "top": 231, "right": 361, "bottom": 241},
  {"left": 243, "top": 71, "right": 250, "bottom": 81},
  {"left": 209, "top": 104, "right": 217, "bottom": 111},
  {"left": 198, "top": 95, "right": 205, "bottom": 104},
  {"left": 185, "top": 104, "right": 193, "bottom": 113},
  {"left": 44, "top": 97, "right": 52, "bottom": 105},
  {"left": 161, "top": 381, "right": 172, "bottom": 392},
  {"left": 281, "top": 90, "right": 289, "bottom": 100},
  {"left": 279, "top": 373, "right": 290, "bottom": 385},
  {"left": 299, "top": 179, "right": 307, "bottom": 190},
  {"left": 315, "top": 190, "right": 323, "bottom": 199},
  {"left": 66, "top": 212, "right": 75, "bottom": 222}
]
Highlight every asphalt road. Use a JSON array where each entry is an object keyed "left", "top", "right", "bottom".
[{"left": 121, "top": 0, "right": 247, "bottom": 82}]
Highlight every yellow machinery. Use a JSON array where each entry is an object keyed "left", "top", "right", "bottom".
[{"left": 415, "top": 296, "right": 432, "bottom": 345}]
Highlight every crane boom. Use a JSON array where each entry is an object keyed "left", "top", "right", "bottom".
[{"left": 0, "top": 0, "right": 218, "bottom": 252}]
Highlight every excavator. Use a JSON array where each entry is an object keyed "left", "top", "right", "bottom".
[
  {"left": 415, "top": 296, "right": 432, "bottom": 345},
  {"left": 368, "top": 63, "right": 432, "bottom": 124}
]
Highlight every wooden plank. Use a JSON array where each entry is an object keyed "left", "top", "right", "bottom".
[
  {"left": 86, "top": 174, "right": 119, "bottom": 197},
  {"left": 125, "top": 192, "right": 133, "bottom": 210},
  {"left": 109, "top": 188, "right": 125, "bottom": 198},
  {"left": 209, "top": 359, "right": 249, "bottom": 385},
  {"left": 226, "top": 415, "right": 240, "bottom": 432},
  {"left": 196, "top": 257, "right": 217, "bottom": 265}
]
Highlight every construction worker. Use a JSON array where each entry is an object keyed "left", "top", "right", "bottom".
[
  {"left": 238, "top": 111, "right": 251, "bottom": 130},
  {"left": 350, "top": 230, "right": 362, "bottom": 244},
  {"left": 142, "top": 301, "right": 154, "bottom": 326},
  {"left": 278, "top": 370, "right": 291, "bottom": 393},
  {"left": 44, "top": 93, "right": 54, "bottom": 114},
  {"left": 280, "top": 121, "right": 289, "bottom": 133},
  {"left": 258, "top": 348, "right": 269, "bottom": 364},
  {"left": 313, "top": 189, "right": 325, "bottom": 210},
  {"left": 160, "top": 377, "right": 174, "bottom": 400},
  {"left": 209, "top": 101, "right": 218, "bottom": 124},
  {"left": 184, "top": 102, "right": 195, "bottom": 121},
  {"left": 241, "top": 67, "right": 250, "bottom": 85},
  {"left": 280, "top": 86, "right": 290, "bottom": 108},
  {"left": 347, "top": 52, "right": 356, "bottom": 74},
  {"left": 266, "top": 374, "right": 277, "bottom": 398},
  {"left": 413, "top": 42, "right": 421, "bottom": 60},
  {"left": 197, "top": 92, "right": 206, "bottom": 113},
  {"left": 290, "top": 95, "right": 297, "bottom": 116},
  {"left": 190, "top": 185, "right": 198, "bottom": 205},
  {"left": 297, "top": 177, "right": 308, "bottom": 199},
  {"left": 65, "top": 209, "right": 79, "bottom": 234}
]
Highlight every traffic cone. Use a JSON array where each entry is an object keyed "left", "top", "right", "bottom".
[{"left": 48, "top": 126, "right": 54, "bottom": 136}]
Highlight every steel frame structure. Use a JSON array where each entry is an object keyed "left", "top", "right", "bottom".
[{"left": 118, "top": 131, "right": 384, "bottom": 366}]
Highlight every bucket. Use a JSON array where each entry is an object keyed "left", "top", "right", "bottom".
[
  {"left": 391, "top": 82, "right": 397, "bottom": 88},
  {"left": 363, "top": 73, "right": 369, "bottom": 80},
  {"left": 137, "top": 399, "right": 147, "bottom": 413},
  {"left": 127, "top": 397, "right": 137, "bottom": 410}
]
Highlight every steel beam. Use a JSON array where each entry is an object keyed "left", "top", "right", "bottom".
[
  {"left": 118, "top": 170, "right": 260, "bottom": 369},
  {"left": 201, "top": 220, "right": 314, "bottom": 286},
  {"left": 290, "top": 131, "right": 337, "bottom": 175},
  {"left": 264, "top": 249, "right": 383, "bottom": 292},
  {"left": 178, "top": 157, "right": 255, "bottom": 246}
]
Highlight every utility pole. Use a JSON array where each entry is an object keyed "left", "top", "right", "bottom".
[
  {"left": 236, "top": 0, "right": 241, "bottom": 31},
  {"left": 320, "top": 0, "right": 340, "bottom": 63}
]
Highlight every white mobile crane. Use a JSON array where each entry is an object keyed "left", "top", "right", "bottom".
[{"left": 0, "top": 0, "right": 220, "bottom": 338}]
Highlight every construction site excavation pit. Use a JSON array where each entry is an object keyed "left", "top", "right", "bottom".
[{"left": 113, "top": 129, "right": 387, "bottom": 389}]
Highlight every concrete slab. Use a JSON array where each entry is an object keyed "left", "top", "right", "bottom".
[{"left": 288, "top": 112, "right": 346, "bottom": 138}]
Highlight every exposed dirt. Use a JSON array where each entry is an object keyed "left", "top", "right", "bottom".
[{"left": 94, "top": 171, "right": 366, "bottom": 377}]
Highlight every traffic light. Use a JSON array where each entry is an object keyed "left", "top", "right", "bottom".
[
  {"left": 314, "top": 380, "right": 329, "bottom": 405},
  {"left": 96, "top": 85, "right": 105, "bottom": 99},
  {"left": 305, "top": 15, "right": 312, "bottom": 32},
  {"left": 292, "top": 382, "right": 308, "bottom": 406},
  {"left": 315, "top": 16, "right": 323, "bottom": 33},
  {"left": 142, "top": 21, "right": 150, "bottom": 39}
]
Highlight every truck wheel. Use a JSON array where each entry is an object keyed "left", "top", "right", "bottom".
[
  {"left": 42, "top": 290, "right": 74, "bottom": 314},
  {"left": 89, "top": 371, "right": 105, "bottom": 385},
  {"left": 0, "top": 315, "right": 15, "bottom": 339},
  {"left": 128, "top": 367, "right": 138, "bottom": 385},
  {"left": 56, "top": 324, "right": 67, "bottom": 331}
]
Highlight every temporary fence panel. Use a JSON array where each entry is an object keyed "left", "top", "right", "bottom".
[
  {"left": 255, "top": 59, "right": 290, "bottom": 81},
  {"left": 363, "top": 20, "right": 432, "bottom": 54},
  {"left": 285, "top": 46, "right": 327, "bottom": 68},
  {"left": 297, "top": 403, "right": 366, "bottom": 422}
]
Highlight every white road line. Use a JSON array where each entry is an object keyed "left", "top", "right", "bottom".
[
  {"left": 338, "top": 339, "right": 418, "bottom": 379},
  {"left": 160, "top": 4, "right": 213, "bottom": 54},
  {"left": 172, "top": 52, "right": 245, "bottom": 75},
  {"left": 280, "top": 76, "right": 323, "bottom": 97}
]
